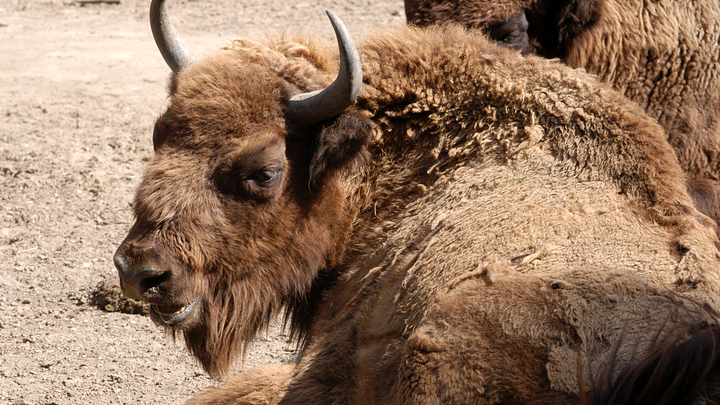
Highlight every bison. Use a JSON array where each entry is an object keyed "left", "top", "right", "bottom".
[
  {"left": 115, "top": 0, "right": 720, "bottom": 403},
  {"left": 404, "top": 0, "right": 720, "bottom": 236}
]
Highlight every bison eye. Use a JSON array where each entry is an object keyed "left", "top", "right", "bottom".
[
  {"left": 488, "top": 10, "right": 530, "bottom": 51},
  {"left": 240, "top": 168, "right": 283, "bottom": 199},
  {"left": 214, "top": 164, "right": 284, "bottom": 200},
  {"left": 501, "top": 32, "right": 521, "bottom": 42},
  {"left": 213, "top": 136, "right": 287, "bottom": 200},
  {"left": 245, "top": 169, "right": 280, "bottom": 187}
]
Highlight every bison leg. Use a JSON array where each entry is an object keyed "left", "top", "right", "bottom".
[{"left": 186, "top": 364, "right": 294, "bottom": 405}]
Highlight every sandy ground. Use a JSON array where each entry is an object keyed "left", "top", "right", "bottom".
[{"left": 0, "top": 0, "right": 404, "bottom": 403}]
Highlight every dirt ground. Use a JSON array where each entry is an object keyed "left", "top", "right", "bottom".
[{"left": 0, "top": 0, "right": 404, "bottom": 403}]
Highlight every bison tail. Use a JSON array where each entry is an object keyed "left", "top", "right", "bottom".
[{"left": 591, "top": 323, "right": 720, "bottom": 405}]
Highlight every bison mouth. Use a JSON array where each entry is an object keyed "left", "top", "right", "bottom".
[{"left": 149, "top": 299, "right": 199, "bottom": 327}]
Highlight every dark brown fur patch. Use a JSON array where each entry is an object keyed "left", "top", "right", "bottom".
[
  {"left": 309, "top": 110, "right": 375, "bottom": 190},
  {"left": 529, "top": 0, "right": 603, "bottom": 58},
  {"left": 592, "top": 322, "right": 720, "bottom": 405}
]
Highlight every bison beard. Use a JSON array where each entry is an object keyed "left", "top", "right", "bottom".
[
  {"left": 116, "top": 1, "right": 720, "bottom": 403},
  {"left": 181, "top": 279, "right": 278, "bottom": 378}
]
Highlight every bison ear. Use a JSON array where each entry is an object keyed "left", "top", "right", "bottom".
[{"left": 308, "top": 111, "right": 374, "bottom": 189}]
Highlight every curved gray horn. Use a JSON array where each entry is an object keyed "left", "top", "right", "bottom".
[
  {"left": 287, "top": 11, "right": 363, "bottom": 127},
  {"left": 150, "top": 0, "right": 197, "bottom": 72}
]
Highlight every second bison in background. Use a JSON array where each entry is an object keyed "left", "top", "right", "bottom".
[
  {"left": 405, "top": 0, "right": 720, "bottom": 234},
  {"left": 115, "top": 0, "right": 720, "bottom": 403}
]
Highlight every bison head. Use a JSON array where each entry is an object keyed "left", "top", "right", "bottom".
[
  {"left": 114, "top": 0, "right": 372, "bottom": 377},
  {"left": 404, "top": 0, "right": 603, "bottom": 58}
]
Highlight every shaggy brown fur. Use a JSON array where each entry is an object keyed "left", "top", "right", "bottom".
[
  {"left": 115, "top": 22, "right": 720, "bottom": 404},
  {"left": 404, "top": 0, "right": 720, "bottom": 236}
]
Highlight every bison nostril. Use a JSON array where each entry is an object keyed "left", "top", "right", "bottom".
[
  {"left": 140, "top": 270, "right": 171, "bottom": 294},
  {"left": 119, "top": 266, "right": 170, "bottom": 300}
]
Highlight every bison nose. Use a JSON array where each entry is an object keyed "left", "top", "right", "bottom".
[{"left": 114, "top": 248, "right": 167, "bottom": 301}]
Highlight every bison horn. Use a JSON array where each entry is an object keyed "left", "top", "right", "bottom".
[
  {"left": 150, "top": 0, "right": 197, "bottom": 72},
  {"left": 287, "top": 11, "right": 363, "bottom": 127}
]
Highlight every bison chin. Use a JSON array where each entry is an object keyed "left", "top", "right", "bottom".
[{"left": 174, "top": 278, "right": 285, "bottom": 379}]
